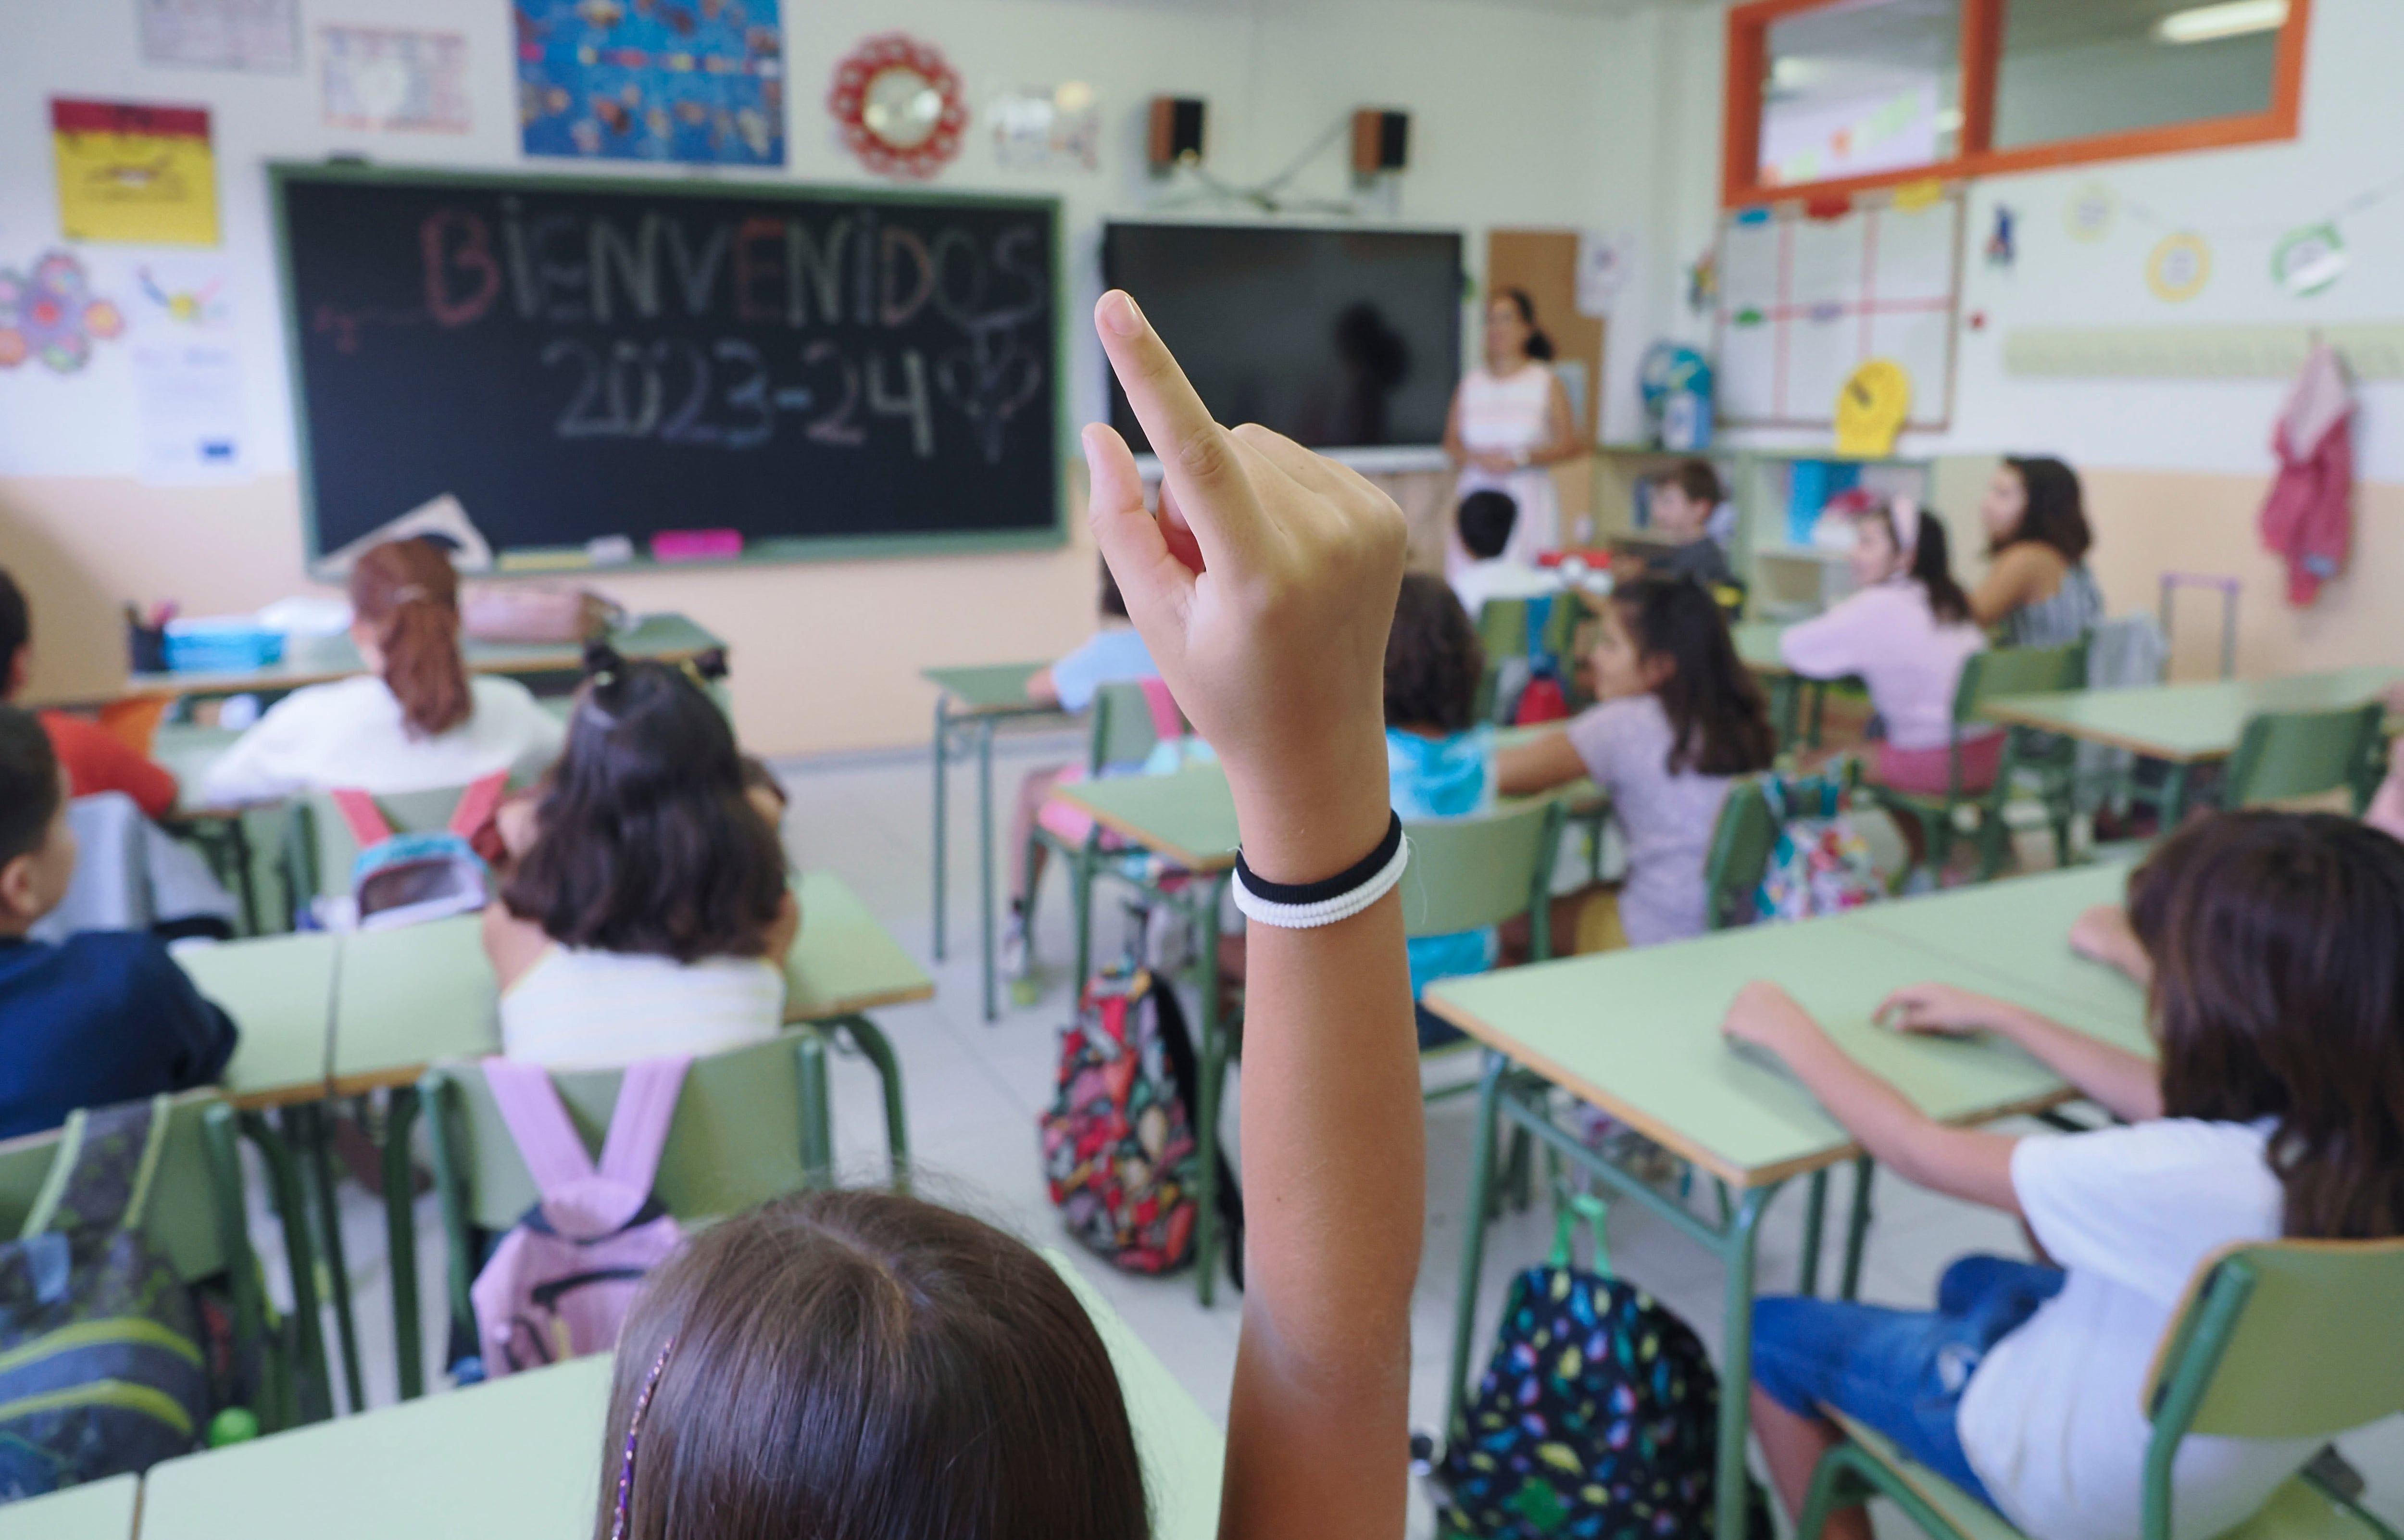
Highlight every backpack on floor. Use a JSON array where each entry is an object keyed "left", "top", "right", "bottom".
[
  {"left": 1041, "top": 969, "right": 1243, "bottom": 1284},
  {"left": 1754, "top": 771, "right": 1880, "bottom": 924},
  {"left": 1439, "top": 1193, "right": 1764, "bottom": 1540},
  {"left": 468, "top": 1056, "right": 689, "bottom": 1379},
  {"left": 0, "top": 1096, "right": 210, "bottom": 1498},
  {"left": 326, "top": 770, "right": 508, "bottom": 931}
]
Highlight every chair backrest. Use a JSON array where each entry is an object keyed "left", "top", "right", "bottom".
[
  {"left": 0, "top": 1089, "right": 239, "bottom": 1284},
  {"left": 2220, "top": 702, "right": 2386, "bottom": 813},
  {"left": 427, "top": 1032, "right": 819, "bottom": 1233},
  {"left": 1477, "top": 598, "right": 1532, "bottom": 664},
  {"left": 1398, "top": 799, "right": 1565, "bottom": 951},
  {"left": 1087, "top": 680, "right": 1173, "bottom": 775},
  {"left": 1956, "top": 639, "right": 2089, "bottom": 726},
  {"left": 297, "top": 783, "right": 487, "bottom": 900},
  {"left": 1702, "top": 777, "right": 1780, "bottom": 932},
  {"left": 2144, "top": 1239, "right": 2404, "bottom": 1497}
]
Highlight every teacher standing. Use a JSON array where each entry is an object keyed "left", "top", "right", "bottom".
[{"left": 1443, "top": 288, "right": 1578, "bottom": 568}]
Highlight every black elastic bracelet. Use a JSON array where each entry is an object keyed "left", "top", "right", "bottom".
[{"left": 1233, "top": 810, "right": 1404, "bottom": 905}]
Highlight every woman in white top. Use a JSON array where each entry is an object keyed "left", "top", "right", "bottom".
[
  {"left": 198, "top": 538, "right": 564, "bottom": 804},
  {"left": 484, "top": 651, "right": 796, "bottom": 1068},
  {"left": 1443, "top": 288, "right": 1578, "bottom": 568}
]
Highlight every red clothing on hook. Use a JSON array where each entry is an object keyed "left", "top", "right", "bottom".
[{"left": 2259, "top": 343, "right": 2354, "bottom": 606}]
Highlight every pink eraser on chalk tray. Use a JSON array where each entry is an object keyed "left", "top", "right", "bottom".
[{"left": 651, "top": 529, "right": 742, "bottom": 562}]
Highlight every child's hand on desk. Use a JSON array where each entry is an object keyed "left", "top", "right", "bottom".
[
  {"left": 2066, "top": 902, "right": 2148, "bottom": 983},
  {"left": 1876, "top": 982, "right": 2002, "bottom": 1039},
  {"left": 1721, "top": 980, "right": 1827, "bottom": 1061},
  {"left": 1084, "top": 288, "right": 1405, "bottom": 876}
]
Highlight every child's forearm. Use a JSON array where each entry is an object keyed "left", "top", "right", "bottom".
[
  {"left": 1779, "top": 1031, "right": 2023, "bottom": 1213},
  {"left": 1983, "top": 1002, "right": 2162, "bottom": 1122}
]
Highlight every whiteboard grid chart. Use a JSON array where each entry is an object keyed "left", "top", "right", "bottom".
[{"left": 1714, "top": 195, "right": 1964, "bottom": 431}]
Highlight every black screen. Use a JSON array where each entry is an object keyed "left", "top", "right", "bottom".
[
  {"left": 275, "top": 166, "right": 1059, "bottom": 562},
  {"left": 1101, "top": 223, "right": 1462, "bottom": 453}
]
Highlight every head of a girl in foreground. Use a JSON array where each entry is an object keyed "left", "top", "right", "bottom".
[
  {"left": 2129, "top": 810, "right": 2404, "bottom": 1238},
  {"left": 595, "top": 1190, "right": 1143, "bottom": 1540},
  {"left": 1383, "top": 572, "right": 1483, "bottom": 736},
  {"left": 1841, "top": 496, "right": 1971, "bottom": 626},
  {"left": 1588, "top": 577, "right": 1775, "bottom": 776},
  {"left": 350, "top": 538, "right": 471, "bottom": 739},
  {"left": 501, "top": 651, "right": 786, "bottom": 963}
]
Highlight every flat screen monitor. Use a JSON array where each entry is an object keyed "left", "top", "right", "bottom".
[{"left": 1101, "top": 221, "right": 1463, "bottom": 454}]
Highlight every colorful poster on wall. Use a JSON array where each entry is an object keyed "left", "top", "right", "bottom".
[
  {"left": 991, "top": 83, "right": 1098, "bottom": 171},
  {"left": 515, "top": 0, "right": 784, "bottom": 165},
  {"left": 323, "top": 27, "right": 471, "bottom": 133},
  {"left": 52, "top": 100, "right": 220, "bottom": 247},
  {"left": 138, "top": 0, "right": 298, "bottom": 72},
  {"left": 0, "top": 252, "right": 126, "bottom": 375}
]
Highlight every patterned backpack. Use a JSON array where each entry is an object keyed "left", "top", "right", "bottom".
[
  {"left": 1041, "top": 968, "right": 1240, "bottom": 1278},
  {"left": 1439, "top": 1193, "right": 1763, "bottom": 1539},
  {"left": 468, "top": 1056, "right": 689, "bottom": 1379},
  {"left": 0, "top": 1096, "right": 210, "bottom": 1499},
  {"left": 1753, "top": 771, "right": 1880, "bottom": 923}
]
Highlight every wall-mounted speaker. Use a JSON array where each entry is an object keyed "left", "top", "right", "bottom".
[
  {"left": 1351, "top": 110, "right": 1409, "bottom": 175},
  {"left": 1148, "top": 97, "right": 1206, "bottom": 168}
]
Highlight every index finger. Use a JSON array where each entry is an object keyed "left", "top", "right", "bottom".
[{"left": 1094, "top": 291, "right": 1260, "bottom": 561}]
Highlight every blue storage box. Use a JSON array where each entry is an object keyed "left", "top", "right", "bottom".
[{"left": 163, "top": 618, "right": 285, "bottom": 673}]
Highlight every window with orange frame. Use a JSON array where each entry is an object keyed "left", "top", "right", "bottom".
[{"left": 1723, "top": 0, "right": 2311, "bottom": 208}]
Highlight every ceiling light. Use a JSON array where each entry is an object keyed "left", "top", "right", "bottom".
[{"left": 2154, "top": 0, "right": 2288, "bottom": 44}]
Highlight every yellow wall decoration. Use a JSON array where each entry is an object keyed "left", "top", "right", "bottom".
[
  {"left": 1834, "top": 358, "right": 1911, "bottom": 458},
  {"left": 51, "top": 99, "right": 220, "bottom": 248},
  {"left": 2145, "top": 232, "right": 2212, "bottom": 304}
]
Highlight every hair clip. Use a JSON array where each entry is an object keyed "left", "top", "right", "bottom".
[
  {"left": 388, "top": 584, "right": 430, "bottom": 604},
  {"left": 609, "top": 1335, "right": 676, "bottom": 1540}
]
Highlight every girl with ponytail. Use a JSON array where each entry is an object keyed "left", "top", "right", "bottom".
[
  {"left": 198, "top": 538, "right": 565, "bottom": 805},
  {"left": 1778, "top": 493, "right": 2000, "bottom": 802}
]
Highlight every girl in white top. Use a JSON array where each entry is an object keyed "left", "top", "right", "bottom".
[
  {"left": 1444, "top": 288, "right": 1577, "bottom": 568},
  {"left": 483, "top": 651, "right": 796, "bottom": 1068},
  {"left": 1726, "top": 811, "right": 2404, "bottom": 1540},
  {"left": 199, "top": 538, "right": 563, "bottom": 804}
]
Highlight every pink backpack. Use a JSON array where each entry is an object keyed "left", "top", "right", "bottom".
[{"left": 468, "top": 1056, "right": 690, "bottom": 1379}]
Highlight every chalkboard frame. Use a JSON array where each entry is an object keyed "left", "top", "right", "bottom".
[{"left": 269, "top": 161, "right": 1069, "bottom": 576}]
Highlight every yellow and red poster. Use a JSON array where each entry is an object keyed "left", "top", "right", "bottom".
[{"left": 51, "top": 99, "right": 219, "bottom": 247}]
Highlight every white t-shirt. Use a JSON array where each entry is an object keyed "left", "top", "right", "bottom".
[
  {"left": 501, "top": 945, "right": 785, "bottom": 1068},
  {"left": 1958, "top": 1120, "right": 2316, "bottom": 1540},
  {"left": 1451, "top": 558, "right": 1561, "bottom": 623},
  {"left": 198, "top": 674, "right": 565, "bottom": 804},
  {"left": 1778, "top": 579, "right": 1991, "bottom": 752}
]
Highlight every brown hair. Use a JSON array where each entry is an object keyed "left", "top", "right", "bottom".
[
  {"left": 597, "top": 1190, "right": 1148, "bottom": 1540},
  {"left": 1994, "top": 456, "right": 2092, "bottom": 564},
  {"left": 1610, "top": 577, "right": 1775, "bottom": 777},
  {"left": 1848, "top": 498, "right": 1972, "bottom": 627},
  {"left": 503, "top": 650, "right": 787, "bottom": 963},
  {"left": 2128, "top": 811, "right": 2404, "bottom": 1240},
  {"left": 1383, "top": 572, "right": 1483, "bottom": 735},
  {"left": 351, "top": 539, "right": 470, "bottom": 738},
  {"left": 1658, "top": 459, "right": 1721, "bottom": 508}
]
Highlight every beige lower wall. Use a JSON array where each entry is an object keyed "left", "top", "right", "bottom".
[{"left": 8, "top": 461, "right": 2396, "bottom": 755}]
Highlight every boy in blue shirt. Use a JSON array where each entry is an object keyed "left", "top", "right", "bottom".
[{"left": 0, "top": 706, "right": 236, "bottom": 1140}]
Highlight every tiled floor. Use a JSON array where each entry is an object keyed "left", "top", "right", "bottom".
[{"left": 280, "top": 724, "right": 2404, "bottom": 1536}]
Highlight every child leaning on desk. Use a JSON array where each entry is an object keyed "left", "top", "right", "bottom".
[{"left": 1722, "top": 810, "right": 2404, "bottom": 1540}]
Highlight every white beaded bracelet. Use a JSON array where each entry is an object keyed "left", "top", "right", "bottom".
[{"left": 1231, "top": 812, "right": 1411, "bottom": 929}]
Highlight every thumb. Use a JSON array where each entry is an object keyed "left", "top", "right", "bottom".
[{"left": 1083, "top": 422, "right": 1194, "bottom": 653}]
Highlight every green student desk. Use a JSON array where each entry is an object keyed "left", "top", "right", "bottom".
[
  {"left": 0, "top": 1473, "right": 138, "bottom": 1540},
  {"left": 119, "top": 612, "right": 725, "bottom": 702},
  {"left": 1982, "top": 664, "right": 2403, "bottom": 821},
  {"left": 922, "top": 661, "right": 1070, "bottom": 1020},
  {"left": 135, "top": 1252, "right": 1223, "bottom": 1540},
  {"left": 1423, "top": 866, "right": 2148, "bottom": 1540}
]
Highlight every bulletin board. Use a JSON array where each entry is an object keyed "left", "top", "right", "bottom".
[{"left": 1714, "top": 193, "right": 1963, "bottom": 431}]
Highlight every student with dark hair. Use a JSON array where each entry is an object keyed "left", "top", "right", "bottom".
[
  {"left": 1501, "top": 576, "right": 1774, "bottom": 947},
  {"left": 1640, "top": 459, "right": 1737, "bottom": 591},
  {"left": 1780, "top": 494, "right": 1993, "bottom": 800},
  {"left": 201, "top": 538, "right": 564, "bottom": 804},
  {"left": 0, "top": 569, "right": 181, "bottom": 819},
  {"left": 598, "top": 290, "right": 1420, "bottom": 1540},
  {"left": 0, "top": 706, "right": 236, "bottom": 1140},
  {"left": 1729, "top": 810, "right": 2404, "bottom": 1539},
  {"left": 1970, "top": 455, "right": 2103, "bottom": 646},
  {"left": 485, "top": 653, "right": 795, "bottom": 1066},
  {"left": 1448, "top": 489, "right": 1556, "bottom": 620},
  {"left": 1382, "top": 574, "right": 1496, "bottom": 1009},
  {"left": 1444, "top": 287, "right": 1577, "bottom": 566}
]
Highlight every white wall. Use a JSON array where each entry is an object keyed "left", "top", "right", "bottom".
[{"left": 0, "top": 0, "right": 1657, "bottom": 483}]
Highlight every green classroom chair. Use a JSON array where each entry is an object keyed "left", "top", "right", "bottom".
[
  {"left": 1474, "top": 598, "right": 1533, "bottom": 725},
  {"left": 1798, "top": 1237, "right": 2404, "bottom": 1540},
  {"left": 1867, "top": 639, "right": 2087, "bottom": 885},
  {"left": 1018, "top": 680, "right": 1179, "bottom": 1000},
  {"left": 0, "top": 1091, "right": 311, "bottom": 1434},
  {"left": 1409, "top": 797, "right": 1565, "bottom": 1114},
  {"left": 1701, "top": 776, "right": 1781, "bottom": 933},
  {"left": 414, "top": 1031, "right": 834, "bottom": 1397},
  {"left": 285, "top": 781, "right": 495, "bottom": 919},
  {"left": 2220, "top": 703, "right": 2387, "bottom": 814}
]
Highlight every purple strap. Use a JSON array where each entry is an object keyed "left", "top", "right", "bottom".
[{"left": 482, "top": 1056, "right": 692, "bottom": 1240}]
